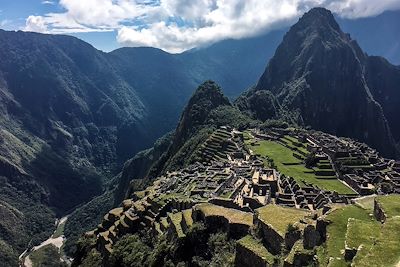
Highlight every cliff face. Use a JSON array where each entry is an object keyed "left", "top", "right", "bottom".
[
  {"left": 240, "top": 8, "right": 399, "bottom": 157},
  {"left": 365, "top": 56, "right": 400, "bottom": 150}
]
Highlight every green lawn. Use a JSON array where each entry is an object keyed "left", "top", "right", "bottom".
[
  {"left": 256, "top": 205, "right": 310, "bottom": 236},
  {"left": 319, "top": 205, "right": 374, "bottom": 266},
  {"left": 196, "top": 203, "right": 253, "bottom": 226},
  {"left": 356, "top": 217, "right": 400, "bottom": 267},
  {"left": 375, "top": 194, "right": 400, "bottom": 218},
  {"left": 247, "top": 139, "right": 354, "bottom": 194},
  {"left": 354, "top": 196, "right": 375, "bottom": 210},
  {"left": 53, "top": 219, "right": 67, "bottom": 238},
  {"left": 345, "top": 218, "right": 380, "bottom": 249}
]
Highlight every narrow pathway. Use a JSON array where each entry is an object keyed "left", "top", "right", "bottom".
[{"left": 20, "top": 216, "right": 69, "bottom": 267}]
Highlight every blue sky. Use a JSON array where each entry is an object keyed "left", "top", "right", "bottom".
[{"left": 1, "top": 0, "right": 400, "bottom": 53}]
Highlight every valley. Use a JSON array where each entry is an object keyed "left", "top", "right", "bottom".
[{"left": 0, "top": 4, "right": 399, "bottom": 267}]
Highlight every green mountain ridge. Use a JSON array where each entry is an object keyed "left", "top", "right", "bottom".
[
  {"left": 1, "top": 7, "right": 400, "bottom": 266},
  {"left": 71, "top": 78, "right": 400, "bottom": 267}
]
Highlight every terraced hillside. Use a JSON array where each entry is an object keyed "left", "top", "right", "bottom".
[
  {"left": 197, "top": 127, "right": 238, "bottom": 162},
  {"left": 318, "top": 195, "right": 400, "bottom": 267},
  {"left": 72, "top": 125, "right": 400, "bottom": 267},
  {"left": 244, "top": 130, "right": 354, "bottom": 194}
]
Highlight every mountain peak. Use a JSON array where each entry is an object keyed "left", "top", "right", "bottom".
[
  {"left": 247, "top": 8, "right": 397, "bottom": 157},
  {"left": 168, "top": 81, "right": 230, "bottom": 155},
  {"left": 293, "top": 7, "right": 342, "bottom": 38}
]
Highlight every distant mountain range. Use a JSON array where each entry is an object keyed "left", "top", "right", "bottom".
[{"left": 0, "top": 8, "right": 400, "bottom": 266}]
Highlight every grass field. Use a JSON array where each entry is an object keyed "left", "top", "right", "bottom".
[
  {"left": 196, "top": 203, "right": 253, "bottom": 226},
  {"left": 246, "top": 139, "right": 354, "bottom": 194},
  {"left": 345, "top": 218, "right": 380, "bottom": 250},
  {"left": 256, "top": 205, "right": 310, "bottom": 236},
  {"left": 355, "top": 217, "right": 400, "bottom": 267},
  {"left": 375, "top": 194, "right": 400, "bottom": 218},
  {"left": 318, "top": 205, "right": 374, "bottom": 266}
]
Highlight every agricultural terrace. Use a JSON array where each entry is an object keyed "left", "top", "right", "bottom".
[
  {"left": 256, "top": 205, "right": 311, "bottom": 236},
  {"left": 195, "top": 203, "right": 253, "bottom": 226},
  {"left": 375, "top": 194, "right": 400, "bottom": 218},
  {"left": 244, "top": 133, "right": 354, "bottom": 194},
  {"left": 237, "top": 235, "right": 275, "bottom": 264},
  {"left": 318, "top": 204, "right": 375, "bottom": 266}
]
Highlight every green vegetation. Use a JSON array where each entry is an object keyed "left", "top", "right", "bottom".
[
  {"left": 356, "top": 217, "right": 400, "bottom": 266},
  {"left": 182, "top": 209, "right": 194, "bottom": 227},
  {"left": 64, "top": 191, "right": 115, "bottom": 255},
  {"left": 29, "top": 244, "right": 67, "bottom": 267},
  {"left": 238, "top": 235, "right": 275, "bottom": 264},
  {"left": 53, "top": 219, "right": 67, "bottom": 239},
  {"left": 106, "top": 223, "right": 236, "bottom": 267},
  {"left": 375, "top": 194, "right": 400, "bottom": 217},
  {"left": 354, "top": 196, "right": 375, "bottom": 210},
  {"left": 245, "top": 138, "right": 354, "bottom": 194},
  {"left": 285, "top": 240, "right": 314, "bottom": 265},
  {"left": 109, "top": 234, "right": 152, "bottom": 267},
  {"left": 169, "top": 212, "right": 186, "bottom": 238},
  {"left": 319, "top": 205, "right": 374, "bottom": 266},
  {"left": 256, "top": 205, "right": 310, "bottom": 236},
  {"left": 196, "top": 203, "right": 253, "bottom": 226},
  {"left": 345, "top": 218, "right": 380, "bottom": 250}
]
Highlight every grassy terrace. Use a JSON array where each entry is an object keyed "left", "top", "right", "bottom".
[
  {"left": 245, "top": 138, "right": 354, "bottom": 194},
  {"left": 354, "top": 195, "right": 375, "bottom": 210},
  {"left": 281, "top": 135, "right": 309, "bottom": 155},
  {"left": 356, "top": 217, "right": 400, "bottom": 267},
  {"left": 345, "top": 218, "right": 380, "bottom": 250},
  {"left": 318, "top": 205, "right": 374, "bottom": 266},
  {"left": 286, "top": 240, "right": 314, "bottom": 265},
  {"left": 318, "top": 195, "right": 400, "bottom": 267},
  {"left": 195, "top": 203, "right": 253, "bottom": 226},
  {"left": 168, "top": 212, "right": 185, "bottom": 238},
  {"left": 182, "top": 209, "right": 193, "bottom": 227},
  {"left": 375, "top": 194, "right": 400, "bottom": 218},
  {"left": 238, "top": 235, "right": 275, "bottom": 264},
  {"left": 256, "top": 205, "right": 310, "bottom": 236}
]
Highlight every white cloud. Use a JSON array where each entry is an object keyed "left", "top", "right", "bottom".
[
  {"left": 25, "top": 15, "right": 48, "bottom": 33},
  {"left": 42, "top": 1, "right": 56, "bottom": 5},
  {"left": 23, "top": 0, "right": 400, "bottom": 53}
]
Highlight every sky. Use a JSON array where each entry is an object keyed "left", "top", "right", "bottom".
[{"left": 1, "top": 0, "right": 400, "bottom": 53}]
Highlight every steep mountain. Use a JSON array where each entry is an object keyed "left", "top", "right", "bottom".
[
  {"left": 365, "top": 56, "right": 400, "bottom": 151},
  {"left": 338, "top": 10, "right": 400, "bottom": 65},
  {"left": 2, "top": 8, "right": 400, "bottom": 265},
  {"left": 62, "top": 81, "right": 257, "bottom": 256},
  {"left": 0, "top": 30, "right": 150, "bottom": 266},
  {"left": 238, "top": 8, "right": 399, "bottom": 157},
  {"left": 0, "top": 26, "right": 280, "bottom": 264}
]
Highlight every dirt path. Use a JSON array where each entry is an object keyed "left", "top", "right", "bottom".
[{"left": 20, "top": 215, "right": 69, "bottom": 267}]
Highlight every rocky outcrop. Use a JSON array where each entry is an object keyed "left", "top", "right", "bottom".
[
  {"left": 254, "top": 217, "right": 284, "bottom": 254},
  {"left": 235, "top": 239, "right": 275, "bottom": 267},
  {"left": 373, "top": 198, "right": 387, "bottom": 222}
]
